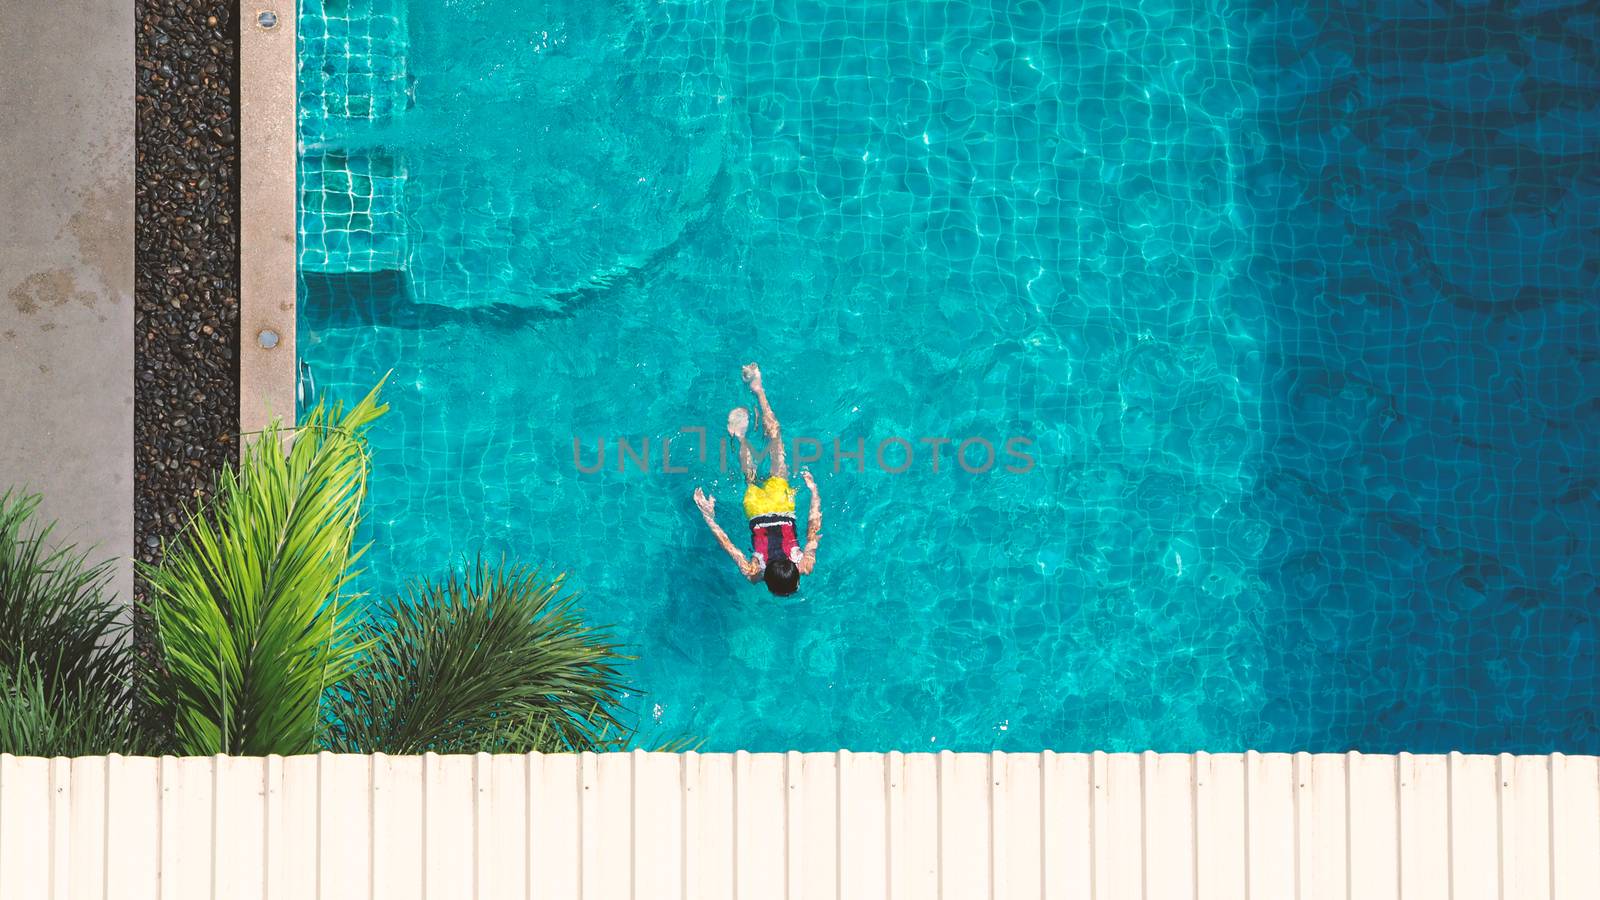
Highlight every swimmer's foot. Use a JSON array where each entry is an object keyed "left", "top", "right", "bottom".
[
  {"left": 727, "top": 407, "right": 750, "bottom": 440},
  {"left": 741, "top": 363, "right": 762, "bottom": 392}
]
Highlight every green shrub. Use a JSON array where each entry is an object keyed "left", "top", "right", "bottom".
[
  {"left": 0, "top": 490, "right": 143, "bottom": 755},
  {"left": 0, "top": 658, "right": 151, "bottom": 756},
  {"left": 324, "top": 559, "right": 632, "bottom": 754}
]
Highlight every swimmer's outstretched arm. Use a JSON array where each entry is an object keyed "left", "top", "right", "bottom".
[
  {"left": 798, "top": 469, "right": 822, "bottom": 575},
  {"left": 694, "top": 487, "right": 763, "bottom": 581}
]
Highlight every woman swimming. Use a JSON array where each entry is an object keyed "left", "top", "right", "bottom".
[{"left": 692, "top": 363, "right": 822, "bottom": 595}]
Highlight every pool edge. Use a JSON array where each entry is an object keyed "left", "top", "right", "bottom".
[{"left": 239, "top": 4, "right": 297, "bottom": 436}]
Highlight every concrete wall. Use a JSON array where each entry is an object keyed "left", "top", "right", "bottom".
[
  {"left": 1, "top": 749, "right": 1598, "bottom": 899},
  {"left": 239, "top": 4, "right": 298, "bottom": 436},
  {"left": 0, "top": 0, "right": 134, "bottom": 601}
]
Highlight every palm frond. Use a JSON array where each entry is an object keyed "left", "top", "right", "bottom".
[
  {"left": 142, "top": 381, "right": 387, "bottom": 755},
  {"left": 0, "top": 490, "right": 144, "bottom": 756},
  {"left": 324, "top": 558, "right": 633, "bottom": 754},
  {"left": 0, "top": 489, "right": 128, "bottom": 701},
  {"left": 0, "top": 658, "right": 150, "bottom": 757}
]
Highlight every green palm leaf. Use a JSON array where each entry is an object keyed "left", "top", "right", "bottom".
[
  {"left": 142, "top": 382, "right": 387, "bottom": 755},
  {"left": 0, "top": 489, "right": 143, "bottom": 755},
  {"left": 324, "top": 559, "right": 633, "bottom": 754},
  {"left": 0, "top": 658, "right": 151, "bottom": 757}
]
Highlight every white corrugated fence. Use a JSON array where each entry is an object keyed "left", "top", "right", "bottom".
[{"left": 1, "top": 750, "right": 1598, "bottom": 898}]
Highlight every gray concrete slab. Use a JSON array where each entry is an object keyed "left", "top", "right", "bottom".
[{"left": 0, "top": 1, "right": 134, "bottom": 602}]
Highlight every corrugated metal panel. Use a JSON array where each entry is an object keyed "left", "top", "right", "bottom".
[{"left": 2, "top": 750, "right": 1598, "bottom": 899}]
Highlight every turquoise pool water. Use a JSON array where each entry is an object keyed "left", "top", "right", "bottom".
[{"left": 299, "top": 0, "right": 1600, "bottom": 752}]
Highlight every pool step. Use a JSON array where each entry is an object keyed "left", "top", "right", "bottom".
[
  {"left": 297, "top": 0, "right": 411, "bottom": 275},
  {"left": 298, "top": 150, "right": 408, "bottom": 274}
]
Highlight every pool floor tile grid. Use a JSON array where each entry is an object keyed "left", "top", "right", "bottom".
[
  {"left": 1243, "top": 0, "right": 1600, "bottom": 753},
  {"left": 723, "top": 0, "right": 1273, "bottom": 748},
  {"left": 394, "top": 0, "right": 734, "bottom": 309}
]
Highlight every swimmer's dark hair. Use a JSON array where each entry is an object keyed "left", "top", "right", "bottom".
[{"left": 763, "top": 555, "right": 800, "bottom": 595}]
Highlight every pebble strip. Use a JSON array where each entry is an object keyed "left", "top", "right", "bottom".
[{"left": 134, "top": 2, "right": 239, "bottom": 583}]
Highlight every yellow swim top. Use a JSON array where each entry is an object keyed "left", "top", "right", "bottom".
[{"left": 743, "top": 476, "right": 796, "bottom": 520}]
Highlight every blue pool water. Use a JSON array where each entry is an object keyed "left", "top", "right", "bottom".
[{"left": 298, "top": 0, "right": 1600, "bottom": 753}]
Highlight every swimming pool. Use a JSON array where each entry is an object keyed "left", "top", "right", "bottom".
[{"left": 298, "top": 0, "right": 1599, "bottom": 753}]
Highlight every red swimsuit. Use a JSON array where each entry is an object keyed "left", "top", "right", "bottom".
[{"left": 749, "top": 513, "right": 800, "bottom": 565}]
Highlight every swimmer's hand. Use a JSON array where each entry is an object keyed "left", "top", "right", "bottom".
[
  {"left": 693, "top": 486, "right": 716, "bottom": 520},
  {"left": 798, "top": 468, "right": 822, "bottom": 575},
  {"left": 695, "top": 488, "right": 757, "bottom": 579}
]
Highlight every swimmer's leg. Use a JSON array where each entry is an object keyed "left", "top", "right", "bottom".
[
  {"left": 742, "top": 363, "right": 788, "bottom": 481},
  {"left": 727, "top": 407, "right": 758, "bottom": 483}
]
